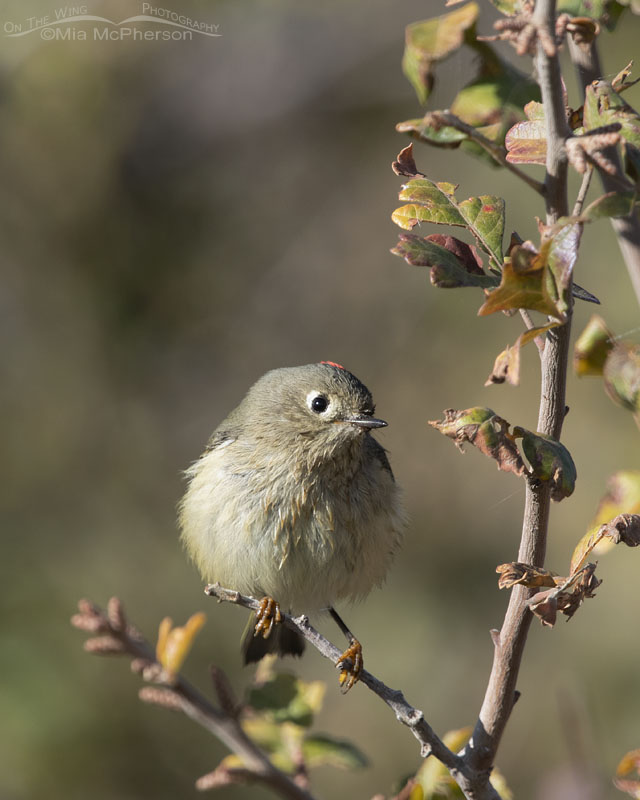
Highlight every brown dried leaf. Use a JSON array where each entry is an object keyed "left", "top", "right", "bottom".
[
  {"left": 556, "top": 563, "right": 601, "bottom": 620},
  {"left": 392, "top": 143, "right": 425, "bottom": 178},
  {"left": 496, "top": 562, "right": 558, "bottom": 589},
  {"left": 528, "top": 589, "right": 558, "bottom": 627},
  {"left": 600, "top": 513, "right": 640, "bottom": 547}
]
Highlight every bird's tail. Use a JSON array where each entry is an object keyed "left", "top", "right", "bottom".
[{"left": 241, "top": 614, "right": 306, "bottom": 664}]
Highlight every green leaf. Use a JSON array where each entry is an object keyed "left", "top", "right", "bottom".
[
  {"left": 574, "top": 314, "right": 614, "bottom": 376},
  {"left": 487, "top": 0, "right": 524, "bottom": 12},
  {"left": 302, "top": 734, "right": 368, "bottom": 770},
  {"left": 402, "top": 3, "right": 479, "bottom": 103},
  {"left": 395, "top": 179, "right": 466, "bottom": 226},
  {"left": 450, "top": 58, "right": 540, "bottom": 147},
  {"left": 396, "top": 117, "right": 469, "bottom": 147},
  {"left": 429, "top": 407, "right": 526, "bottom": 477},
  {"left": 581, "top": 190, "right": 638, "bottom": 220},
  {"left": 458, "top": 196, "right": 505, "bottom": 265},
  {"left": 583, "top": 81, "right": 640, "bottom": 154},
  {"left": 514, "top": 429, "right": 577, "bottom": 500},
  {"left": 393, "top": 179, "right": 505, "bottom": 266},
  {"left": 557, "top": 0, "right": 612, "bottom": 19},
  {"left": 247, "top": 673, "right": 325, "bottom": 727}
]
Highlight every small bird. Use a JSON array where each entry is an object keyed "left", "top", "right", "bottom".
[{"left": 179, "top": 362, "right": 405, "bottom": 690}]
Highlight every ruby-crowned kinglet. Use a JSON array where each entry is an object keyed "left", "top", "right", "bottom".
[{"left": 179, "top": 362, "right": 406, "bottom": 689}]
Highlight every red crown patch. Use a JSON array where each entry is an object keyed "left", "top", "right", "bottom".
[{"left": 321, "top": 361, "right": 345, "bottom": 370}]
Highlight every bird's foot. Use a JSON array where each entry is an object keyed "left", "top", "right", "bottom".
[
  {"left": 336, "top": 639, "right": 363, "bottom": 694},
  {"left": 254, "top": 596, "right": 282, "bottom": 639}
]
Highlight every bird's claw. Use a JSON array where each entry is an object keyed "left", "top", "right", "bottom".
[
  {"left": 254, "top": 596, "right": 282, "bottom": 639},
  {"left": 336, "top": 639, "right": 363, "bottom": 694}
]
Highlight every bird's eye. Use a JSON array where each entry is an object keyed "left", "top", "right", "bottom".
[{"left": 310, "top": 394, "right": 329, "bottom": 413}]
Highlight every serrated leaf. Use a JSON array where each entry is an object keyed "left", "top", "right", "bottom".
[
  {"left": 302, "top": 734, "right": 368, "bottom": 770},
  {"left": 574, "top": 314, "right": 614, "bottom": 376},
  {"left": 402, "top": 3, "right": 479, "bottom": 104},
  {"left": 429, "top": 407, "right": 525, "bottom": 476},
  {"left": 393, "top": 179, "right": 505, "bottom": 266},
  {"left": 458, "top": 196, "right": 506, "bottom": 265},
  {"left": 514, "top": 429, "right": 577, "bottom": 500},
  {"left": 396, "top": 179, "right": 466, "bottom": 226}
]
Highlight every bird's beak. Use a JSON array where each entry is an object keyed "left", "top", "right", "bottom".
[{"left": 342, "top": 413, "right": 388, "bottom": 430}]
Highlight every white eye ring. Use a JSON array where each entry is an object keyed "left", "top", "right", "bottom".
[{"left": 306, "top": 391, "right": 330, "bottom": 414}]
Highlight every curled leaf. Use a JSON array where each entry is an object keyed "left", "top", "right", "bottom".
[
  {"left": 528, "top": 589, "right": 558, "bottom": 627},
  {"left": 429, "top": 407, "right": 525, "bottom": 476},
  {"left": 505, "top": 101, "right": 547, "bottom": 165},
  {"left": 528, "top": 563, "right": 601, "bottom": 627},
  {"left": 496, "top": 562, "right": 558, "bottom": 589},
  {"left": 513, "top": 428, "right": 577, "bottom": 500},
  {"left": 391, "top": 233, "right": 497, "bottom": 289},
  {"left": 392, "top": 143, "right": 424, "bottom": 178}
]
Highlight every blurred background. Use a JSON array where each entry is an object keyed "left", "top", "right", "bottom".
[{"left": 2, "top": 1, "right": 640, "bottom": 798}]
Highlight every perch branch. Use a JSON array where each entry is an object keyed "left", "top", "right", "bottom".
[
  {"left": 205, "top": 585, "right": 504, "bottom": 799},
  {"left": 205, "top": 585, "right": 460, "bottom": 767}
]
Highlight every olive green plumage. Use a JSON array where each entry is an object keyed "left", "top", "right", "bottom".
[{"left": 179, "top": 363, "right": 406, "bottom": 662}]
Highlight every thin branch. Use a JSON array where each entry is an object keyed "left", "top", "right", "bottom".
[
  {"left": 72, "top": 599, "right": 317, "bottom": 800},
  {"left": 205, "top": 584, "right": 502, "bottom": 800},
  {"left": 519, "top": 309, "right": 545, "bottom": 354},
  {"left": 424, "top": 111, "right": 546, "bottom": 196},
  {"left": 205, "top": 586, "right": 459, "bottom": 765},
  {"left": 463, "top": 0, "right": 572, "bottom": 780},
  {"left": 572, "top": 166, "right": 594, "bottom": 217},
  {"left": 568, "top": 36, "right": 640, "bottom": 307}
]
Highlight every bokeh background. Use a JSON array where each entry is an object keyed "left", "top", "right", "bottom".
[{"left": 2, "top": 1, "right": 640, "bottom": 798}]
